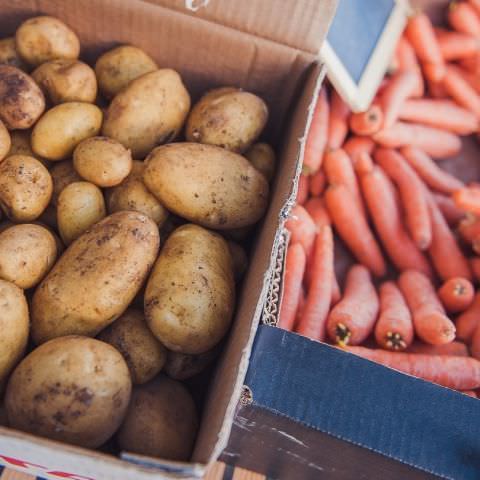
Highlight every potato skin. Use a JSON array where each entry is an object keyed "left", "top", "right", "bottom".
[
  {"left": 32, "top": 211, "right": 160, "bottom": 344},
  {"left": 102, "top": 69, "right": 190, "bottom": 159},
  {"left": 0, "top": 119, "right": 10, "bottom": 162},
  {"left": 95, "top": 45, "right": 158, "bottom": 99},
  {"left": 106, "top": 160, "right": 168, "bottom": 226},
  {"left": 0, "top": 38, "right": 28, "bottom": 71},
  {"left": 0, "top": 65, "right": 45, "bottom": 129},
  {"left": 0, "top": 155, "right": 52, "bottom": 221},
  {"left": 5, "top": 336, "right": 131, "bottom": 448},
  {"left": 245, "top": 142, "right": 276, "bottom": 181},
  {"left": 116, "top": 375, "right": 198, "bottom": 461},
  {"left": 15, "top": 16, "right": 80, "bottom": 67},
  {"left": 0, "top": 224, "right": 57, "bottom": 289},
  {"left": 164, "top": 348, "right": 219, "bottom": 381},
  {"left": 143, "top": 143, "right": 269, "bottom": 229},
  {"left": 32, "top": 59, "right": 97, "bottom": 104},
  {"left": 50, "top": 160, "right": 82, "bottom": 205},
  {"left": 31, "top": 102, "right": 102, "bottom": 161},
  {"left": 98, "top": 308, "right": 167, "bottom": 384},
  {"left": 145, "top": 224, "right": 234, "bottom": 354},
  {"left": 57, "top": 181, "right": 106, "bottom": 245}
]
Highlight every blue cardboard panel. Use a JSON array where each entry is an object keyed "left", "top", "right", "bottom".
[{"left": 246, "top": 325, "right": 480, "bottom": 480}]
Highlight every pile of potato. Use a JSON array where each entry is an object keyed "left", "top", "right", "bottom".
[{"left": 0, "top": 15, "right": 275, "bottom": 461}]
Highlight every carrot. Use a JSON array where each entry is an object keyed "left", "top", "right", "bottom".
[
  {"left": 407, "top": 341, "right": 469, "bottom": 357},
  {"left": 294, "top": 287, "right": 306, "bottom": 331},
  {"left": 303, "top": 87, "right": 329, "bottom": 175},
  {"left": 460, "top": 52, "right": 480, "bottom": 74},
  {"left": 297, "top": 174, "right": 309, "bottom": 205},
  {"left": 456, "top": 292, "right": 480, "bottom": 342},
  {"left": 438, "top": 277, "right": 475, "bottom": 313},
  {"left": 304, "top": 197, "right": 330, "bottom": 229},
  {"left": 470, "top": 320, "right": 480, "bottom": 359},
  {"left": 373, "top": 122, "right": 462, "bottom": 159},
  {"left": 327, "top": 90, "right": 350, "bottom": 149},
  {"left": 458, "top": 214, "right": 480, "bottom": 243},
  {"left": 331, "top": 270, "right": 341, "bottom": 305},
  {"left": 374, "top": 148, "right": 432, "bottom": 250},
  {"left": 395, "top": 36, "right": 424, "bottom": 97},
  {"left": 297, "top": 225, "right": 334, "bottom": 341},
  {"left": 343, "top": 346, "right": 480, "bottom": 390},
  {"left": 278, "top": 243, "right": 307, "bottom": 331},
  {"left": 326, "top": 264, "right": 379, "bottom": 345},
  {"left": 453, "top": 187, "right": 480, "bottom": 215},
  {"left": 400, "top": 146, "right": 465, "bottom": 194},
  {"left": 358, "top": 165, "right": 433, "bottom": 277},
  {"left": 349, "top": 105, "right": 384, "bottom": 136},
  {"left": 470, "top": 257, "right": 480, "bottom": 281},
  {"left": 309, "top": 169, "right": 326, "bottom": 197},
  {"left": 324, "top": 184, "right": 386, "bottom": 277},
  {"left": 398, "top": 98, "right": 478, "bottom": 135},
  {"left": 375, "top": 281, "right": 414, "bottom": 351},
  {"left": 461, "top": 390, "right": 477, "bottom": 398},
  {"left": 428, "top": 79, "right": 448, "bottom": 98},
  {"left": 469, "top": 0, "right": 480, "bottom": 16},
  {"left": 433, "top": 192, "right": 465, "bottom": 226},
  {"left": 456, "top": 65, "right": 480, "bottom": 94},
  {"left": 285, "top": 205, "right": 316, "bottom": 257},
  {"left": 448, "top": 1, "right": 480, "bottom": 37},
  {"left": 435, "top": 28, "right": 480, "bottom": 60},
  {"left": 354, "top": 151, "right": 374, "bottom": 176},
  {"left": 343, "top": 136, "right": 375, "bottom": 164},
  {"left": 443, "top": 65, "right": 480, "bottom": 119}
]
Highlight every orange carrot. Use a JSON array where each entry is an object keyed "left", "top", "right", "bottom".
[
  {"left": 294, "top": 287, "right": 306, "bottom": 331},
  {"left": 470, "top": 256, "right": 480, "bottom": 281},
  {"left": 303, "top": 87, "right": 329, "bottom": 175},
  {"left": 358, "top": 165, "right": 433, "bottom": 277},
  {"left": 456, "top": 292, "right": 480, "bottom": 342},
  {"left": 456, "top": 65, "right": 480, "bottom": 94},
  {"left": 349, "top": 105, "right": 384, "bottom": 136},
  {"left": 438, "top": 277, "right": 475, "bottom": 313},
  {"left": 395, "top": 36, "right": 424, "bottom": 97},
  {"left": 428, "top": 79, "right": 448, "bottom": 98},
  {"left": 460, "top": 52, "right": 480, "bottom": 74},
  {"left": 470, "top": 321, "right": 480, "bottom": 359},
  {"left": 304, "top": 197, "right": 330, "bottom": 229},
  {"left": 297, "top": 226, "right": 334, "bottom": 341},
  {"left": 278, "top": 243, "right": 307, "bottom": 331},
  {"left": 285, "top": 205, "right": 316, "bottom": 257},
  {"left": 343, "top": 346, "right": 480, "bottom": 390},
  {"left": 398, "top": 269, "right": 456, "bottom": 345},
  {"left": 325, "top": 184, "right": 386, "bottom": 277},
  {"left": 433, "top": 192, "right": 465, "bottom": 226},
  {"left": 453, "top": 187, "right": 480, "bottom": 215},
  {"left": 375, "top": 281, "right": 414, "bottom": 351},
  {"left": 309, "top": 169, "right": 326, "bottom": 197},
  {"left": 436, "top": 28, "right": 480, "bottom": 60},
  {"left": 407, "top": 341, "right": 469, "bottom": 357},
  {"left": 326, "top": 264, "right": 379, "bottom": 345},
  {"left": 375, "top": 148, "right": 432, "bottom": 250},
  {"left": 343, "top": 136, "right": 375, "bottom": 164},
  {"left": 469, "top": 0, "right": 480, "bottom": 16},
  {"left": 458, "top": 214, "right": 480, "bottom": 243},
  {"left": 449, "top": 1, "right": 480, "bottom": 37},
  {"left": 398, "top": 98, "right": 478, "bottom": 135},
  {"left": 297, "top": 174, "right": 309, "bottom": 205},
  {"left": 354, "top": 151, "right": 374, "bottom": 176},
  {"left": 443, "top": 65, "right": 480, "bottom": 119},
  {"left": 401, "top": 146, "right": 465, "bottom": 194},
  {"left": 327, "top": 90, "right": 350, "bottom": 149},
  {"left": 461, "top": 390, "right": 477, "bottom": 398}
]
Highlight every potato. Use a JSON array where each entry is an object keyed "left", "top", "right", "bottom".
[
  {"left": 0, "top": 279, "right": 29, "bottom": 385},
  {"left": 245, "top": 142, "right": 276, "bottom": 181},
  {"left": 98, "top": 308, "right": 167, "bottom": 384},
  {"left": 32, "top": 211, "right": 160, "bottom": 344},
  {"left": 0, "top": 155, "right": 52, "bottom": 221},
  {"left": 15, "top": 16, "right": 80, "bottom": 67},
  {"left": 164, "top": 347, "right": 219, "bottom": 381},
  {"left": 145, "top": 224, "right": 234, "bottom": 354},
  {"left": 95, "top": 45, "right": 158, "bottom": 99},
  {"left": 0, "top": 119, "right": 10, "bottom": 161},
  {"left": 186, "top": 87, "right": 268, "bottom": 153},
  {"left": 7, "top": 129, "right": 50, "bottom": 168},
  {"left": 116, "top": 375, "right": 198, "bottom": 461},
  {"left": 31, "top": 102, "right": 102, "bottom": 161},
  {"left": 32, "top": 59, "right": 97, "bottom": 104},
  {"left": 73, "top": 136, "right": 132, "bottom": 187},
  {"left": 227, "top": 240, "right": 248, "bottom": 281},
  {"left": 102, "top": 69, "right": 190, "bottom": 159},
  {"left": 0, "top": 65, "right": 45, "bottom": 129},
  {"left": 0, "top": 38, "right": 28, "bottom": 70},
  {"left": 143, "top": 143, "right": 269, "bottom": 229},
  {"left": 106, "top": 160, "right": 168, "bottom": 226},
  {"left": 5, "top": 336, "right": 131, "bottom": 448},
  {"left": 0, "top": 224, "right": 57, "bottom": 289},
  {"left": 57, "top": 181, "right": 106, "bottom": 245},
  {"left": 50, "top": 160, "right": 82, "bottom": 205}
]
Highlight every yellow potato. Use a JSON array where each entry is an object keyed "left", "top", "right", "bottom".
[
  {"left": 15, "top": 16, "right": 80, "bottom": 67},
  {"left": 227, "top": 240, "right": 248, "bottom": 281},
  {"left": 102, "top": 69, "right": 190, "bottom": 159},
  {"left": 50, "top": 159, "right": 82, "bottom": 205},
  {"left": 32, "top": 59, "right": 97, "bottom": 104},
  {"left": 95, "top": 45, "right": 158, "bottom": 99},
  {"left": 32, "top": 211, "right": 160, "bottom": 344},
  {"left": 73, "top": 136, "right": 132, "bottom": 187},
  {"left": 0, "top": 119, "right": 10, "bottom": 162},
  {"left": 6, "top": 129, "right": 50, "bottom": 169},
  {"left": 244, "top": 142, "right": 276, "bottom": 181},
  {"left": 98, "top": 308, "right": 167, "bottom": 384},
  {"left": 116, "top": 375, "right": 198, "bottom": 461},
  {"left": 164, "top": 348, "right": 219, "bottom": 381},
  {"left": 143, "top": 143, "right": 269, "bottom": 229},
  {"left": 0, "top": 224, "right": 57, "bottom": 289},
  {"left": 5, "top": 336, "right": 131, "bottom": 448},
  {"left": 0, "top": 65, "right": 45, "bottom": 129},
  {"left": 106, "top": 160, "right": 168, "bottom": 226},
  {"left": 0, "top": 155, "right": 52, "bottom": 221},
  {"left": 0, "top": 38, "right": 28, "bottom": 70},
  {"left": 31, "top": 102, "right": 102, "bottom": 161},
  {"left": 57, "top": 181, "right": 106, "bottom": 245},
  {"left": 145, "top": 224, "right": 235, "bottom": 354}
]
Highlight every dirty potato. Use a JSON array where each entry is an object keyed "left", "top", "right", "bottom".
[
  {"left": 102, "top": 69, "right": 190, "bottom": 159},
  {"left": 0, "top": 38, "right": 28, "bottom": 70},
  {"left": 73, "top": 136, "right": 132, "bottom": 187},
  {"left": 0, "top": 65, "right": 45, "bottom": 129},
  {"left": 145, "top": 224, "right": 235, "bottom": 354},
  {"left": 15, "top": 16, "right": 80, "bottom": 67},
  {"left": 95, "top": 45, "right": 158, "bottom": 99},
  {"left": 0, "top": 119, "right": 10, "bottom": 161},
  {"left": 50, "top": 160, "right": 82, "bottom": 205},
  {"left": 31, "top": 211, "right": 160, "bottom": 344},
  {"left": 164, "top": 348, "right": 219, "bottom": 381},
  {"left": 0, "top": 155, "right": 52, "bottom": 221},
  {"left": 5, "top": 336, "right": 131, "bottom": 448},
  {"left": 116, "top": 375, "right": 198, "bottom": 461},
  {"left": 245, "top": 142, "right": 276, "bottom": 181},
  {"left": 32, "top": 59, "right": 97, "bottom": 104},
  {"left": 143, "top": 143, "right": 269, "bottom": 229},
  {"left": 227, "top": 240, "right": 248, "bottom": 281},
  {"left": 98, "top": 308, "right": 167, "bottom": 384}
]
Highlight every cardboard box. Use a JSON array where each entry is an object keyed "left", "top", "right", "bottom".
[{"left": 0, "top": 1, "right": 337, "bottom": 479}]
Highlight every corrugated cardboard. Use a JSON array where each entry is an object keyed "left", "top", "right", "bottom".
[{"left": 0, "top": 1, "right": 337, "bottom": 479}]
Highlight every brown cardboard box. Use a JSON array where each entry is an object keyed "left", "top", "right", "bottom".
[{"left": 0, "top": 1, "right": 337, "bottom": 479}]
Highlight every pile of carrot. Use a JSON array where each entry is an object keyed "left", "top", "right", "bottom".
[{"left": 279, "top": 0, "right": 480, "bottom": 397}]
